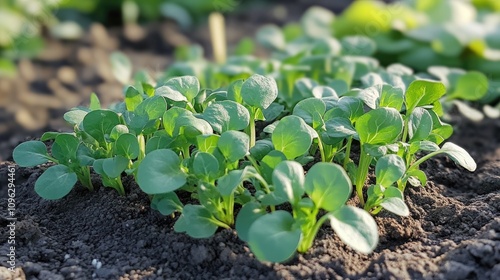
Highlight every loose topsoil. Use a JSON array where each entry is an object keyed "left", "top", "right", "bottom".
[{"left": 0, "top": 115, "right": 499, "bottom": 280}]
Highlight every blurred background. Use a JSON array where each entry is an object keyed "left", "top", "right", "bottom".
[{"left": 0, "top": 0, "right": 499, "bottom": 161}]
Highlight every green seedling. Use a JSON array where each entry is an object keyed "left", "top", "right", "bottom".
[
  {"left": 239, "top": 161, "right": 378, "bottom": 262},
  {"left": 13, "top": 134, "right": 93, "bottom": 199}
]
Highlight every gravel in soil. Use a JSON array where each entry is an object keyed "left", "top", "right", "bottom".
[{"left": 0, "top": 116, "right": 499, "bottom": 280}]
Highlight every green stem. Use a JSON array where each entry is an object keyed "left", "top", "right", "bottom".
[
  {"left": 410, "top": 150, "right": 443, "bottom": 170},
  {"left": 210, "top": 217, "right": 231, "bottom": 229},
  {"left": 114, "top": 177, "right": 125, "bottom": 196},
  {"left": 317, "top": 137, "right": 326, "bottom": 162},
  {"left": 297, "top": 211, "right": 329, "bottom": 253},
  {"left": 182, "top": 145, "right": 191, "bottom": 159},
  {"left": 222, "top": 195, "right": 235, "bottom": 225},
  {"left": 343, "top": 137, "right": 353, "bottom": 169},
  {"left": 137, "top": 134, "right": 146, "bottom": 162},
  {"left": 246, "top": 155, "right": 262, "bottom": 175},
  {"left": 355, "top": 146, "right": 372, "bottom": 206},
  {"left": 401, "top": 116, "right": 409, "bottom": 143},
  {"left": 249, "top": 110, "right": 256, "bottom": 148}
]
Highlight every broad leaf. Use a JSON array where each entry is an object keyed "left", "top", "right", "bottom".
[
  {"left": 272, "top": 115, "right": 313, "bottom": 160},
  {"left": 356, "top": 107, "right": 403, "bottom": 145},
  {"left": 13, "top": 141, "right": 49, "bottom": 167},
  {"left": 292, "top": 98, "right": 326, "bottom": 125},
  {"left": 115, "top": 133, "right": 140, "bottom": 159},
  {"left": 408, "top": 108, "right": 433, "bottom": 142},
  {"left": 52, "top": 134, "right": 79, "bottom": 164},
  {"left": 241, "top": 74, "right": 278, "bottom": 110},
  {"left": 82, "top": 110, "right": 121, "bottom": 147},
  {"left": 174, "top": 205, "right": 219, "bottom": 238},
  {"left": 156, "top": 76, "right": 199, "bottom": 102},
  {"left": 102, "top": 156, "right": 129, "bottom": 178},
  {"left": 236, "top": 202, "right": 266, "bottom": 242},
  {"left": 439, "top": 142, "right": 477, "bottom": 172},
  {"left": 272, "top": 161, "right": 305, "bottom": 204},
  {"left": 151, "top": 192, "right": 183, "bottom": 216},
  {"left": 35, "top": 165, "right": 77, "bottom": 200},
  {"left": 202, "top": 100, "right": 250, "bottom": 133},
  {"left": 405, "top": 80, "right": 446, "bottom": 114},
  {"left": 375, "top": 155, "right": 406, "bottom": 187},
  {"left": 304, "top": 163, "right": 352, "bottom": 212},
  {"left": 248, "top": 211, "right": 301, "bottom": 262},
  {"left": 192, "top": 152, "right": 219, "bottom": 180},
  {"left": 330, "top": 205, "right": 379, "bottom": 254},
  {"left": 218, "top": 131, "right": 249, "bottom": 163},
  {"left": 125, "top": 86, "right": 143, "bottom": 112},
  {"left": 137, "top": 149, "right": 187, "bottom": 194},
  {"left": 110, "top": 52, "right": 132, "bottom": 84}
]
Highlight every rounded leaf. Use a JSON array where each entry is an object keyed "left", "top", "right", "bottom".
[
  {"left": 137, "top": 149, "right": 187, "bottom": 194},
  {"left": 202, "top": 100, "right": 250, "bottom": 133},
  {"left": 405, "top": 80, "right": 446, "bottom": 114},
  {"left": 13, "top": 141, "right": 49, "bottom": 167},
  {"left": 248, "top": 211, "right": 301, "bottom": 262},
  {"left": 355, "top": 107, "right": 403, "bottom": 145},
  {"left": 35, "top": 165, "right": 77, "bottom": 200},
  {"left": 115, "top": 133, "right": 140, "bottom": 159},
  {"left": 375, "top": 155, "right": 406, "bottom": 187},
  {"left": 272, "top": 115, "right": 313, "bottom": 160},
  {"left": 236, "top": 202, "right": 266, "bottom": 242},
  {"left": 304, "top": 162, "right": 352, "bottom": 212},
  {"left": 218, "top": 131, "right": 249, "bottom": 163},
  {"left": 440, "top": 142, "right": 476, "bottom": 172},
  {"left": 82, "top": 110, "right": 121, "bottom": 146},
  {"left": 330, "top": 205, "right": 379, "bottom": 254},
  {"left": 241, "top": 74, "right": 278, "bottom": 110},
  {"left": 272, "top": 161, "right": 305, "bottom": 203}
]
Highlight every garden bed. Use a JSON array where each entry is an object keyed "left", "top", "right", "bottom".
[{"left": 1, "top": 115, "right": 498, "bottom": 280}]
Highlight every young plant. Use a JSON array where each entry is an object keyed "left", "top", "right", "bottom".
[
  {"left": 238, "top": 161, "right": 378, "bottom": 262},
  {"left": 354, "top": 107, "right": 404, "bottom": 205},
  {"left": 13, "top": 134, "right": 93, "bottom": 199},
  {"left": 364, "top": 154, "right": 409, "bottom": 216}
]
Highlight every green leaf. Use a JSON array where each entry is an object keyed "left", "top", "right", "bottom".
[
  {"left": 227, "top": 79, "right": 244, "bottom": 104},
  {"left": 135, "top": 96, "right": 167, "bottom": 120},
  {"left": 439, "top": 142, "right": 477, "bottom": 172},
  {"left": 102, "top": 156, "right": 129, "bottom": 178},
  {"left": 292, "top": 98, "right": 326, "bottom": 125},
  {"left": 202, "top": 100, "right": 250, "bottom": 133},
  {"left": 174, "top": 205, "right": 219, "bottom": 238},
  {"left": 329, "top": 205, "right": 379, "bottom": 254},
  {"left": 13, "top": 141, "right": 49, "bottom": 167},
  {"left": 125, "top": 86, "right": 143, "bottom": 112},
  {"left": 260, "top": 150, "right": 287, "bottom": 182},
  {"left": 52, "top": 134, "right": 79, "bottom": 164},
  {"left": 356, "top": 107, "right": 403, "bottom": 145},
  {"left": 35, "top": 165, "right": 77, "bottom": 200},
  {"left": 272, "top": 161, "right": 305, "bottom": 204},
  {"left": 378, "top": 85, "right": 404, "bottom": 111},
  {"left": 405, "top": 80, "right": 446, "bottom": 114},
  {"left": 110, "top": 51, "right": 132, "bottom": 84},
  {"left": 193, "top": 152, "right": 219, "bottom": 180},
  {"left": 325, "top": 96, "right": 364, "bottom": 122},
  {"left": 40, "top": 132, "right": 62, "bottom": 141},
  {"left": 375, "top": 155, "right": 406, "bottom": 187},
  {"left": 249, "top": 139, "right": 274, "bottom": 161},
  {"left": 89, "top": 93, "right": 101, "bottom": 110},
  {"left": 408, "top": 108, "right": 433, "bottom": 142},
  {"left": 324, "top": 117, "right": 357, "bottom": 138},
  {"left": 380, "top": 187, "right": 409, "bottom": 216},
  {"left": 110, "top": 125, "right": 129, "bottom": 142},
  {"left": 151, "top": 192, "right": 183, "bottom": 216},
  {"left": 448, "top": 71, "right": 489, "bottom": 101},
  {"left": 115, "top": 133, "right": 140, "bottom": 159},
  {"left": 64, "top": 108, "right": 89, "bottom": 126},
  {"left": 137, "top": 149, "right": 187, "bottom": 194},
  {"left": 248, "top": 211, "right": 301, "bottom": 262},
  {"left": 241, "top": 74, "right": 278, "bottom": 110},
  {"left": 218, "top": 131, "right": 249, "bottom": 163},
  {"left": 301, "top": 6, "right": 335, "bottom": 39},
  {"left": 196, "top": 134, "right": 220, "bottom": 153},
  {"left": 272, "top": 115, "right": 313, "bottom": 160},
  {"left": 256, "top": 24, "right": 285, "bottom": 51},
  {"left": 236, "top": 202, "right": 266, "bottom": 242},
  {"left": 406, "top": 169, "right": 427, "bottom": 187},
  {"left": 304, "top": 162, "right": 352, "bottom": 212},
  {"left": 156, "top": 76, "right": 200, "bottom": 102},
  {"left": 82, "top": 110, "right": 121, "bottom": 146},
  {"left": 145, "top": 135, "right": 175, "bottom": 154}
]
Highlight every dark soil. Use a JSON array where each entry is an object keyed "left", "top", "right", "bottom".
[{"left": 0, "top": 116, "right": 499, "bottom": 280}]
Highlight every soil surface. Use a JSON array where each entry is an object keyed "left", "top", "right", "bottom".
[{"left": 0, "top": 115, "right": 499, "bottom": 280}]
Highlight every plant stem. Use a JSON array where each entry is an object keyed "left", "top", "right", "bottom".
[
  {"left": 182, "top": 145, "right": 191, "bottom": 159},
  {"left": 343, "top": 137, "right": 353, "bottom": 169},
  {"left": 115, "top": 177, "right": 125, "bottom": 196},
  {"left": 249, "top": 110, "right": 256, "bottom": 148},
  {"left": 317, "top": 137, "right": 326, "bottom": 162},
  {"left": 355, "top": 146, "right": 372, "bottom": 206},
  {"left": 137, "top": 134, "right": 145, "bottom": 162},
  {"left": 297, "top": 211, "right": 330, "bottom": 253},
  {"left": 401, "top": 116, "right": 409, "bottom": 143}
]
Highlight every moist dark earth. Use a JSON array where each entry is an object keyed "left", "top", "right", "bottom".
[
  {"left": 0, "top": 116, "right": 499, "bottom": 280},
  {"left": 1, "top": 1, "right": 500, "bottom": 279}
]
